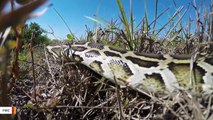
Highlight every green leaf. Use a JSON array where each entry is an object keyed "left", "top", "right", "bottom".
[
  {"left": 23, "top": 103, "right": 33, "bottom": 108},
  {"left": 18, "top": 53, "right": 27, "bottom": 61},
  {"left": 67, "top": 34, "right": 74, "bottom": 42}
]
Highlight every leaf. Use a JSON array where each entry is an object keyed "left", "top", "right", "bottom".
[
  {"left": 23, "top": 103, "right": 33, "bottom": 108},
  {"left": 67, "top": 34, "right": 73, "bottom": 40},
  {"left": 18, "top": 53, "right": 27, "bottom": 61},
  {"left": 7, "top": 40, "right": 16, "bottom": 49},
  {"left": 67, "top": 34, "right": 74, "bottom": 42},
  {"left": 0, "top": 47, "right": 6, "bottom": 55}
]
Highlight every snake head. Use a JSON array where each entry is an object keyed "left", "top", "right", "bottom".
[
  {"left": 46, "top": 43, "right": 84, "bottom": 62},
  {"left": 46, "top": 45, "right": 69, "bottom": 60},
  {"left": 47, "top": 42, "right": 106, "bottom": 63}
]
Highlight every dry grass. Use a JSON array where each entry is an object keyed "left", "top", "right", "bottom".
[
  {"left": 10, "top": 45, "right": 213, "bottom": 120},
  {"left": 0, "top": 0, "right": 212, "bottom": 119}
]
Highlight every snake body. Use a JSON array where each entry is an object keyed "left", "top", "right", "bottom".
[{"left": 47, "top": 42, "right": 213, "bottom": 93}]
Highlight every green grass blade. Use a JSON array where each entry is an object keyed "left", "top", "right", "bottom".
[
  {"left": 85, "top": 16, "right": 108, "bottom": 28},
  {"left": 152, "top": 0, "right": 158, "bottom": 33},
  {"left": 117, "top": 0, "right": 132, "bottom": 48},
  {"left": 130, "top": 0, "right": 134, "bottom": 48},
  {"left": 144, "top": 0, "right": 149, "bottom": 33}
]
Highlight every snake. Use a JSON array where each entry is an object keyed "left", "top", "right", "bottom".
[{"left": 47, "top": 42, "right": 213, "bottom": 94}]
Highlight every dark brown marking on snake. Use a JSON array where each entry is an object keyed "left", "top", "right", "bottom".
[
  {"left": 204, "top": 57, "right": 213, "bottom": 66},
  {"left": 108, "top": 46, "right": 128, "bottom": 54},
  {"left": 144, "top": 73, "right": 165, "bottom": 84},
  {"left": 88, "top": 42, "right": 104, "bottom": 50},
  {"left": 134, "top": 52, "right": 166, "bottom": 60},
  {"left": 168, "top": 62, "right": 189, "bottom": 72},
  {"left": 85, "top": 50, "right": 101, "bottom": 58},
  {"left": 170, "top": 54, "right": 191, "bottom": 60},
  {"left": 72, "top": 46, "right": 87, "bottom": 52},
  {"left": 104, "top": 51, "right": 121, "bottom": 57},
  {"left": 75, "top": 42, "right": 87, "bottom": 45},
  {"left": 125, "top": 56, "right": 159, "bottom": 68}
]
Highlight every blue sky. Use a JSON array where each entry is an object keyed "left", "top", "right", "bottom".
[{"left": 28, "top": 0, "right": 211, "bottom": 39}]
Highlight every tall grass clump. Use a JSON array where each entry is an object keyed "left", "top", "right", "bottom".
[{"left": 85, "top": 0, "right": 212, "bottom": 54}]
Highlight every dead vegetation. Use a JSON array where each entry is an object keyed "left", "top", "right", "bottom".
[
  {"left": 9, "top": 45, "right": 213, "bottom": 120},
  {"left": 0, "top": 0, "right": 212, "bottom": 119}
]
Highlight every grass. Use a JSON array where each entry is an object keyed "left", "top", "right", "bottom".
[
  {"left": 9, "top": 52, "right": 213, "bottom": 119},
  {"left": 85, "top": 0, "right": 212, "bottom": 54},
  {"left": 0, "top": 0, "right": 213, "bottom": 119}
]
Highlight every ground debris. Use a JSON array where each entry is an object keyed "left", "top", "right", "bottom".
[{"left": 10, "top": 47, "right": 213, "bottom": 120}]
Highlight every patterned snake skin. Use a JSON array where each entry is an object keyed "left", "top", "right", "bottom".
[{"left": 47, "top": 42, "right": 213, "bottom": 94}]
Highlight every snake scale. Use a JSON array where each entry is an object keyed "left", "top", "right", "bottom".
[{"left": 47, "top": 42, "right": 213, "bottom": 94}]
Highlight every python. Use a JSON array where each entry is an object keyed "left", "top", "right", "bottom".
[{"left": 47, "top": 42, "right": 213, "bottom": 94}]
